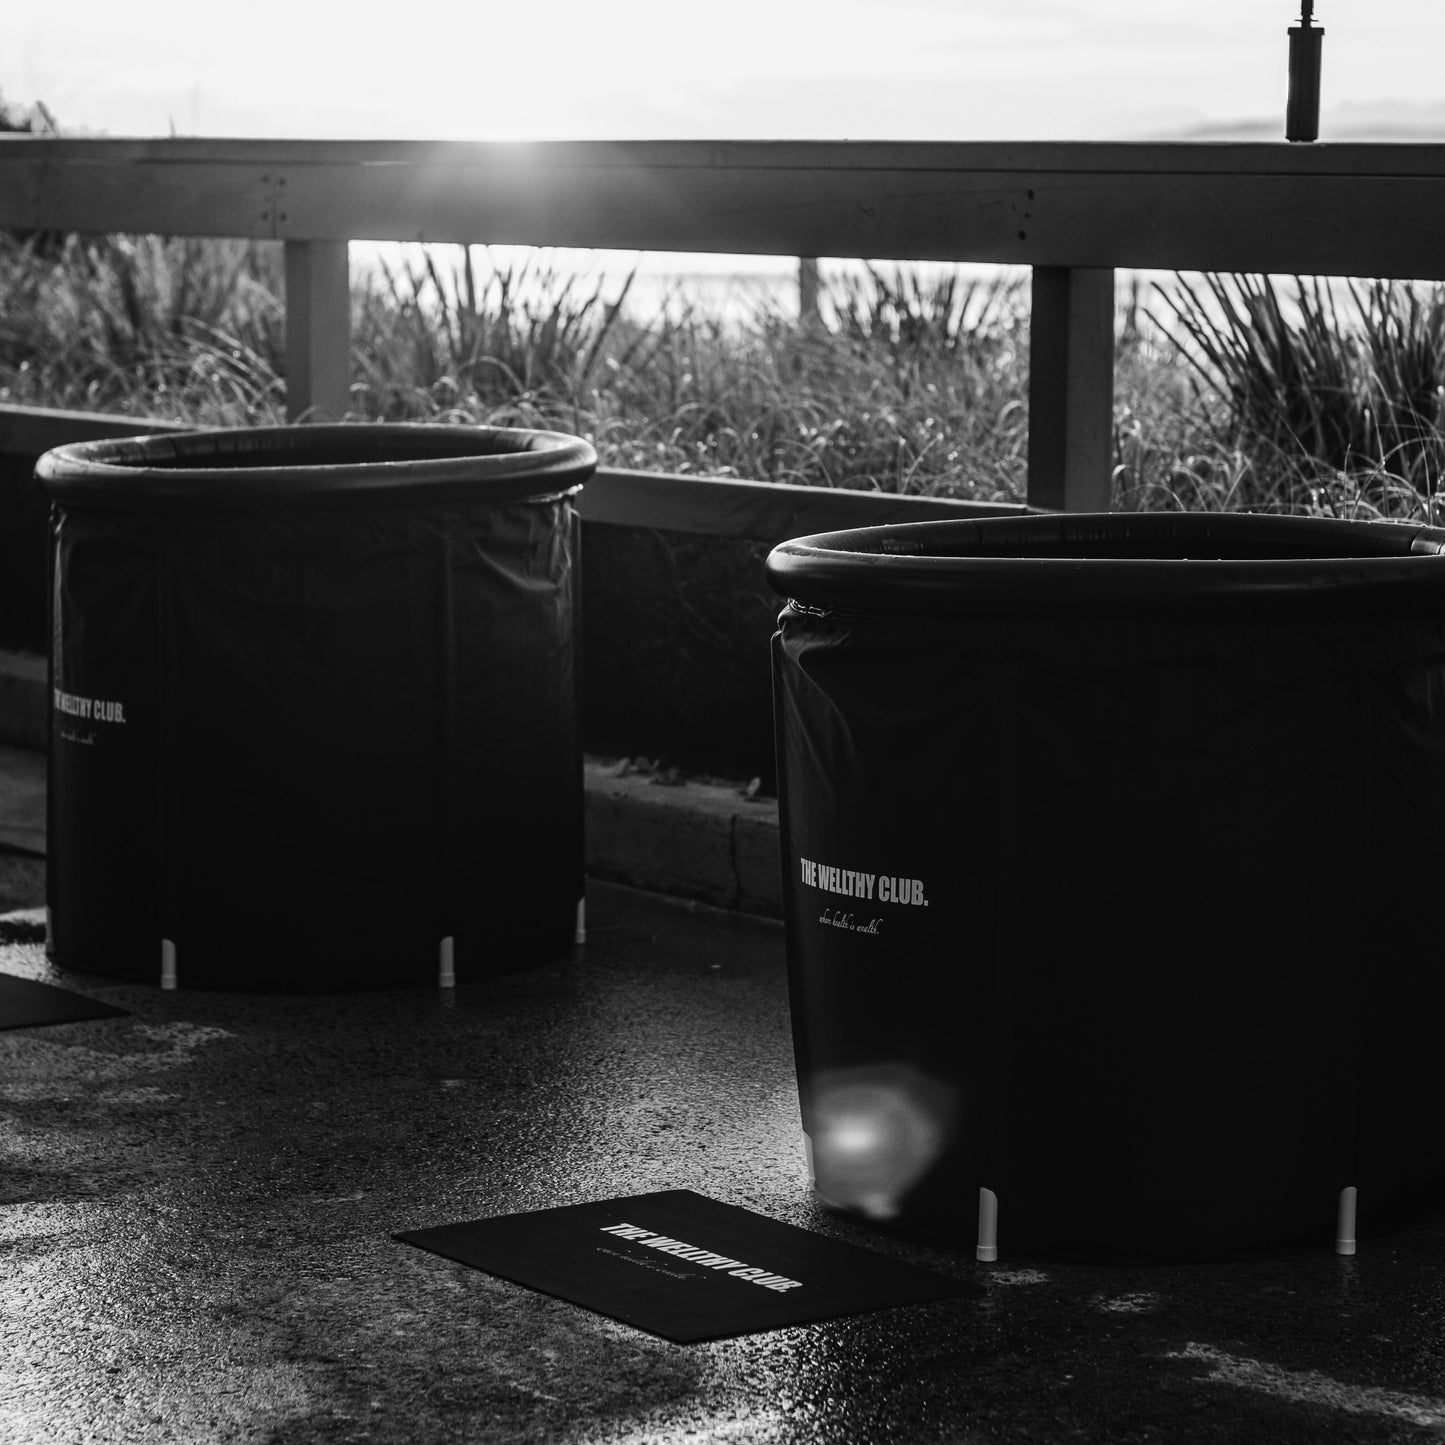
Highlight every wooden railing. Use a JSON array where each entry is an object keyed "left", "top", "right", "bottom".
[
  {"left": 0, "top": 402, "right": 1026, "bottom": 541},
  {"left": 5, "top": 136, "right": 1445, "bottom": 513}
]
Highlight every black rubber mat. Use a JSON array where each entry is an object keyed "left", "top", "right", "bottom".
[{"left": 0, "top": 971, "right": 127, "bottom": 1030}]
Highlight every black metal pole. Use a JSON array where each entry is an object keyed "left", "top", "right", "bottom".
[{"left": 1286, "top": 1, "right": 1324, "bottom": 142}]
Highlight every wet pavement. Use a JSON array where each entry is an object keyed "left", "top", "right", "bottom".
[{"left": 4, "top": 871, "right": 1445, "bottom": 1445}]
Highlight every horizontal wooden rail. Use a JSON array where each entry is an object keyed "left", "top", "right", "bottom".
[
  {"left": 577, "top": 467, "right": 1027, "bottom": 539},
  {"left": 5, "top": 137, "right": 1445, "bottom": 275},
  {"left": 6, "top": 136, "right": 1445, "bottom": 508},
  {"left": 0, "top": 402, "right": 190, "bottom": 451},
  {"left": 0, "top": 404, "right": 1026, "bottom": 540}
]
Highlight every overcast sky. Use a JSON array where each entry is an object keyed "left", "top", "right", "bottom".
[{"left": 3, "top": 0, "right": 1443, "bottom": 144}]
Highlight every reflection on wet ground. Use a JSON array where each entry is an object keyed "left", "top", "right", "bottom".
[{"left": 3, "top": 880, "right": 1445, "bottom": 1444}]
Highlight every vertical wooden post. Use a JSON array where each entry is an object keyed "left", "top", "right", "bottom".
[
  {"left": 798, "top": 257, "right": 821, "bottom": 326},
  {"left": 284, "top": 239, "right": 351, "bottom": 422},
  {"left": 1027, "top": 266, "right": 1116, "bottom": 512}
]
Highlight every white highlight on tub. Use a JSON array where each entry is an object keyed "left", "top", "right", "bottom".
[
  {"left": 1167, "top": 1342, "right": 1445, "bottom": 1428},
  {"left": 808, "top": 1064, "right": 954, "bottom": 1220},
  {"left": 438, "top": 936, "right": 455, "bottom": 989},
  {"left": 1336, "top": 1184, "right": 1358, "bottom": 1256},
  {"left": 574, "top": 896, "right": 587, "bottom": 946},
  {"left": 160, "top": 939, "right": 177, "bottom": 990},
  {"left": 977, "top": 1186, "right": 999, "bottom": 1262}
]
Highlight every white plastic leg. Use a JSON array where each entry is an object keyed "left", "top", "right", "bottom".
[
  {"left": 1336, "top": 1185, "right": 1357, "bottom": 1256},
  {"left": 438, "top": 936, "right": 456, "bottom": 989},
  {"left": 161, "top": 939, "right": 177, "bottom": 991},
  {"left": 977, "top": 1186, "right": 999, "bottom": 1263}
]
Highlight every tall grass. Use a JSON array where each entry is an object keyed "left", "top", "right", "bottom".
[
  {"left": 1145, "top": 274, "right": 1445, "bottom": 519},
  {"left": 354, "top": 246, "right": 646, "bottom": 424},
  {"left": 4, "top": 230, "right": 1445, "bottom": 518},
  {"left": 0, "top": 233, "right": 288, "bottom": 423},
  {"left": 343, "top": 250, "right": 1035, "bottom": 499}
]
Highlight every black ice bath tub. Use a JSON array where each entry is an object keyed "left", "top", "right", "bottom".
[
  {"left": 37, "top": 423, "right": 595, "bottom": 991},
  {"left": 768, "top": 511, "right": 1445, "bottom": 1261}
]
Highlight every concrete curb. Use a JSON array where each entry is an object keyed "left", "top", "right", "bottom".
[
  {"left": 0, "top": 650, "right": 782, "bottom": 920},
  {"left": 584, "top": 761, "right": 781, "bottom": 919},
  {"left": 0, "top": 650, "right": 45, "bottom": 751}
]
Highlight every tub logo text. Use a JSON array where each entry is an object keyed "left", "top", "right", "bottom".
[
  {"left": 798, "top": 856, "right": 928, "bottom": 907},
  {"left": 820, "top": 908, "right": 882, "bottom": 934},
  {"left": 54, "top": 688, "right": 126, "bottom": 725}
]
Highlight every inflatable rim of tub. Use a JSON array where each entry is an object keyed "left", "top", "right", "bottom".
[
  {"left": 766, "top": 511, "right": 1445, "bottom": 617},
  {"left": 34, "top": 422, "right": 597, "bottom": 513}
]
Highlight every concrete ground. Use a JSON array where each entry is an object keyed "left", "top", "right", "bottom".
[{"left": 5, "top": 745, "right": 1445, "bottom": 1444}]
